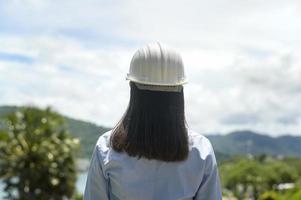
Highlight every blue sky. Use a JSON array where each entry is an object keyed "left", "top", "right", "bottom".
[{"left": 0, "top": 0, "right": 301, "bottom": 135}]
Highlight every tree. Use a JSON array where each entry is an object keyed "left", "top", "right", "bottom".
[
  {"left": 221, "top": 158, "right": 266, "bottom": 199},
  {"left": 0, "top": 106, "right": 80, "bottom": 200}
]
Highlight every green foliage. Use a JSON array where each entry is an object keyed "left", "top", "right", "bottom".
[
  {"left": 220, "top": 156, "right": 301, "bottom": 200},
  {"left": 0, "top": 106, "right": 80, "bottom": 200},
  {"left": 289, "top": 190, "right": 301, "bottom": 200},
  {"left": 282, "top": 187, "right": 301, "bottom": 200},
  {"left": 220, "top": 158, "right": 265, "bottom": 199},
  {"left": 259, "top": 191, "right": 282, "bottom": 200},
  {"left": 282, "top": 157, "right": 301, "bottom": 177},
  {"left": 0, "top": 105, "right": 110, "bottom": 159},
  {"left": 74, "top": 191, "right": 83, "bottom": 200}
]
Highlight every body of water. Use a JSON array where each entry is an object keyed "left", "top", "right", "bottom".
[
  {"left": 0, "top": 172, "right": 88, "bottom": 199},
  {"left": 77, "top": 172, "right": 88, "bottom": 194}
]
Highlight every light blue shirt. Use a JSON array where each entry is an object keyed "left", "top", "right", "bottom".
[{"left": 84, "top": 129, "right": 222, "bottom": 200}]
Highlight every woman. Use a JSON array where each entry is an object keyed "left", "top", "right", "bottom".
[{"left": 84, "top": 43, "right": 222, "bottom": 200}]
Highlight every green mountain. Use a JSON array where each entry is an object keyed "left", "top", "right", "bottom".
[
  {"left": 206, "top": 130, "right": 301, "bottom": 157},
  {"left": 64, "top": 117, "right": 110, "bottom": 158},
  {"left": 1, "top": 105, "right": 301, "bottom": 159},
  {"left": 0, "top": 105, "right": 111, "bottom": 158}
]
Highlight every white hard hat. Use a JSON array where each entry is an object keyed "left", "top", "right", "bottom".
[{"left": 126, "top": 42, "right": 187, "bottom": 92}]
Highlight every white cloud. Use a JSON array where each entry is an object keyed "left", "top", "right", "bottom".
[
  {"left": 0, "top": 35, "right": 132, "bottom": 127},
  {"left": 0, "top": 0, "right": 301, "bottom": 136}
]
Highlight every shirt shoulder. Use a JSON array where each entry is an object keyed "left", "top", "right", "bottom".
[
  {"left": 95, "top": 130, "right": 113, "bottom": 151},
  {"left": 94, "top": 129, "right": 114, "bottom": 165},
  {"left": 187, "top": 129, "right": 216, "bottom": 160}
]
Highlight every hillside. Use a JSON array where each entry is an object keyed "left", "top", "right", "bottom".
[
  {"left": 207, "top": 130, "right": 301, "bottom": 157},
  {"left": 1, "top": 105, "right": 301, "bottom": 159},
  {"left": 64, "top": 117, "right": 110, "bottom": 158},
  {"left": 0, "top": 105, "right": 110, "bottom": 158}
]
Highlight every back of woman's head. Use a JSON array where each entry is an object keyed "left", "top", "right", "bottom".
[
  {"left": 110, "top": 82, "right": 188, "bottom": 162},
  {"left": 110, "top": 43, "right": 189, "bottom": 162}
]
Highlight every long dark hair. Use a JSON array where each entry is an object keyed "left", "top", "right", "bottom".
[{"left": 110, "top": 81, "right": 189, "bottom": 162}]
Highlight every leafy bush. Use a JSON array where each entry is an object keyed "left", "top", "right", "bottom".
[{"left": 0, "top": 107, "right": 80, "bottom": 200}]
